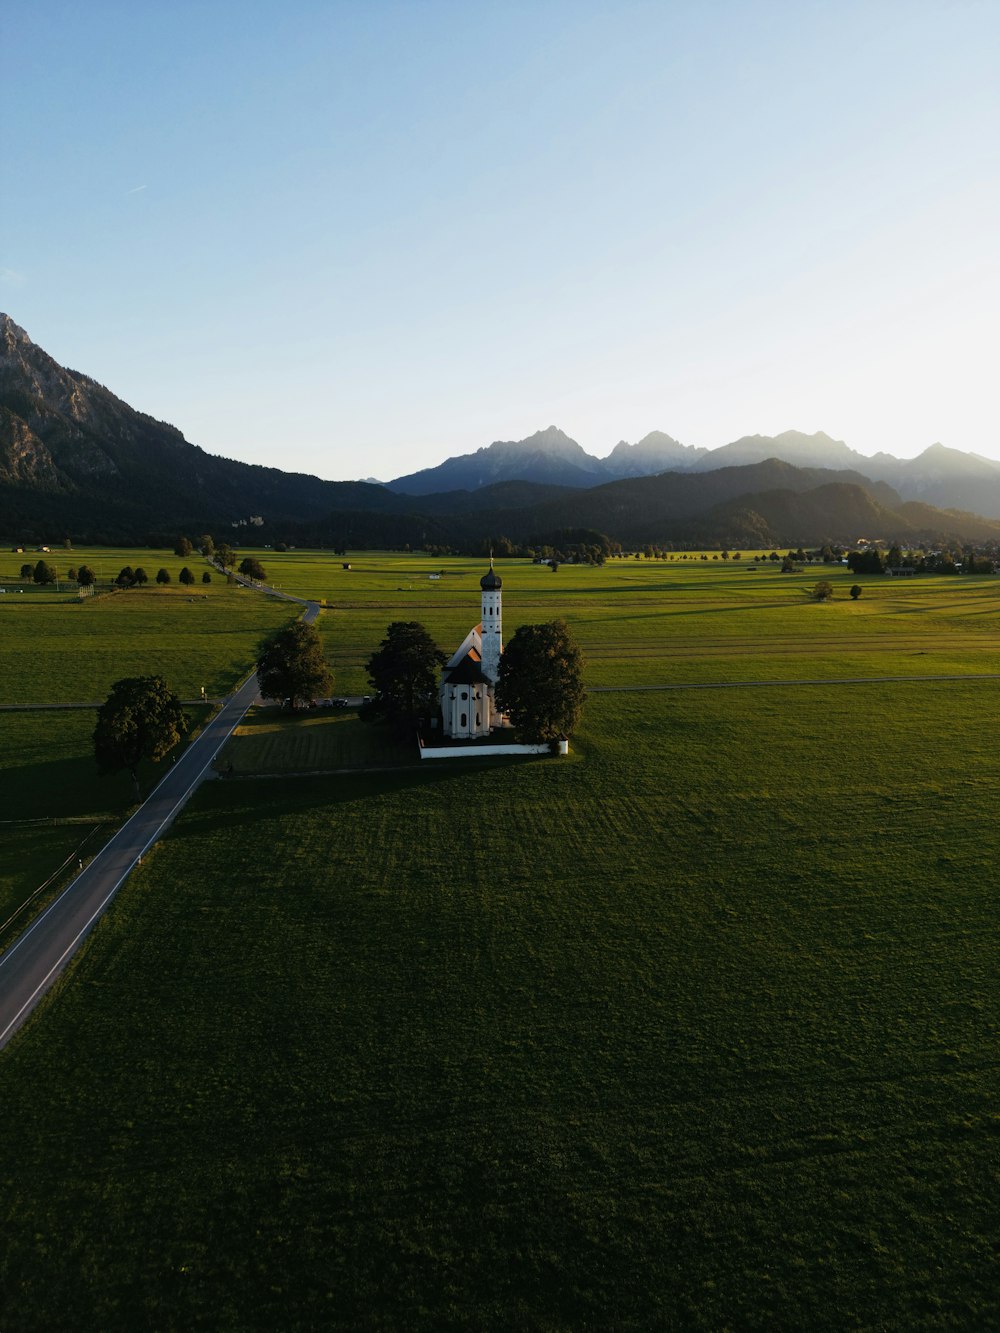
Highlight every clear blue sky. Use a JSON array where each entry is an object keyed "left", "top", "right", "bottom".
[{"left": 2, "top": 1, "right": 997, "bottom": 479}]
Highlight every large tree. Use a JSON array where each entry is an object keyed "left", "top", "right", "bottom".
[
  {"left": 495, "top": 619, "right": 586, "bottom": 744},
  {"left": 238, "top": 556, "right": 266, "bottom": 582},
  {"left": 257, "top": 620, "right": 333, "bottom": 709},
  {"left": 365, "top": 621, "right": 446, "bottom": 729},
  {"left": 93, "top": 676, "right": 188, "bottom": 800},
  {"left": 33, "top": 560, "right": 56, "bottom": 585}
]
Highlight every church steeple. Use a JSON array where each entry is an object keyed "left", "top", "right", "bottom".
[
  {"left": 480, "top": 555, "right": 503, "bottom": 682},
  {"left": 480, "top": 553, "right": 502, "bottom": 591}
]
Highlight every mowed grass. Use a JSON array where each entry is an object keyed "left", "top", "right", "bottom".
[
  {"left": 0, "top": 547, "right": 296, "bottom": 705},
  {"left": 231, "top": 549, "right": 1000, "bottom": 693},
  {"left": 1, "top": 685, "right": 998, "bottom": 1328},
  {"left": 222, "top": 708, "right": 416, "bottom": 774}
]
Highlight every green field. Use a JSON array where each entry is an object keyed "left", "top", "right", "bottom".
[
  {"left": 1, "top": 552, "right": 999, "bottom": 1328},
  {"left": 215, "top": 548, "right": 1000, "bottom": 693},
  {"left": 221, "top": 707, "right": 416, "bottom": 775},
  {"left": 0, "top": 547, "right": 296, "bottom": 705},
  {"left": 0, "top": 550, "right": 298, "bottom": 933}
]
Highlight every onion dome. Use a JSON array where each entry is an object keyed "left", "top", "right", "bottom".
[{"left": 480, "top": 556, "right": 502, "bottom": 590}]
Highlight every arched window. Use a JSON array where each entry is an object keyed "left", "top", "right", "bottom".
[{"left": 460, "top": 712, "right": 467, "bottom": 729}]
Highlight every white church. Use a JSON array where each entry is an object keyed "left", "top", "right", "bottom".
[{"left": 439, "top": 559, "right": 505, "bottom": 739}]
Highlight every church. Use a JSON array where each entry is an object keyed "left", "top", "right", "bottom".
[{"left": 439, "top": 559, "right": 505, "bottom": 739}]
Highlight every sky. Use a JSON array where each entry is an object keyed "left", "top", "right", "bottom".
[{"left": 2, "top": 1, "right": 998, "bottom": 480}]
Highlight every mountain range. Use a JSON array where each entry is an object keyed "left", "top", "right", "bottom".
[
  {"left": 386, "top": 424, "right": 1000, "bottom": 516},
  {"left": 3, "top": 312, "right": 1000, "bottom": 549}
]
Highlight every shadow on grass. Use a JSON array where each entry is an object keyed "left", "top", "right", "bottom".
[
  {"left": 0, "top": 754, "right": 139, "bottom": 822},
  {"left": 169, "top": 750, "right": 558, "bottom": 841}
]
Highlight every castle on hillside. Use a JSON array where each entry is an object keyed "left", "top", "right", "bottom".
[{"left": 439, "top": 559, "right": 504, "bottom": 739}]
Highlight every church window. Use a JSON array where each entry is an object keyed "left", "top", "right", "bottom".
[
  {"left": 476, "top": 712, "right": 480, "bottom": 726},
  {"left": 460, "top": 712, "right": 467, "bottom": 728},
  {"left": 460, "top": 691, "right": 468, "bottom": 700}
]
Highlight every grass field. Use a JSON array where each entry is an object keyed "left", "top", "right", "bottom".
[
  {"left": 1, "top": 553, "right": 999, "bottom": 1327},
  {"left": 221, "top": 708, "right": 416, "bottom": 774},
  {"left": 226, "top": 549, "right": 1000, "bottom": 694},
  {"left": 0, "top": 552, "right": 298, "bottom": 933},
  {"left": 0, "top": 553, "right": 296, "bottom": 706}
]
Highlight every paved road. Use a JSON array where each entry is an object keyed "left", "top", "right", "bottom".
[{"left": 0, "top": 600, "right": 320, "bottom": 1051}]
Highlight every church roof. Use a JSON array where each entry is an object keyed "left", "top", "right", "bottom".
[{"left": 443, "top": 651, "right": 488, "bottom": 686}]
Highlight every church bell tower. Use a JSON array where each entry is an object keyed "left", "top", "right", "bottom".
[{"left": 480, "top": 557, "right": 503, "bottom": 683}]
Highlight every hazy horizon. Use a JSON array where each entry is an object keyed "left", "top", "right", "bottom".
[{"left": 3, "top": 2, "right": 997, "bottom": 477}]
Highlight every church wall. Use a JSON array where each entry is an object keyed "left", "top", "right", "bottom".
[{"left": 444, "top": 683, "right": 490, "bottom": 738}]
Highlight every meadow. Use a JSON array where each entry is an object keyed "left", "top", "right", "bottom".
[
  {"left": 0, "top": 548, "right": 297, "bottom": 932},
  {"left": 225, "top": 548, "right": 1000, "bottom": 693},
  {"left": 1, "top": 686, "right": 998, "bottom": 1328},
  {"left": 1, "top": 551, "right": 999, "bottom": 1328}
]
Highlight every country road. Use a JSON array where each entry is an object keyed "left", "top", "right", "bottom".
[{"left": 0, "top": 600, "right": 320, "bottom": 1051}]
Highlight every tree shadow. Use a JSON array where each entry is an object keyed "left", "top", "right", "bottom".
[
  {"left": 0, "top": 753, "right": 140, "bottom": 822},
  {"left": 168, "top": 751, "right": 553, "bottom": 842}
]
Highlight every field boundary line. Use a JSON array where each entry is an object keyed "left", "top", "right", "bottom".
[
  {"left": 590, "top": 673, "right": 1000, "bottom": 692},
  {"left": 0, "top": 698, "right": 224, "bottom": 712}
]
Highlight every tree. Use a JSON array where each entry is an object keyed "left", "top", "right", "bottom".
[
  {"left": 850, "top": 584, "right": 862, "bottom": 600},
  {"left": 199, "top": 535, "right": 215, "bottom": 557},
  {"left": 495, "top": 619, "right": 586, "bottom": 745},
  {"left": 217, "top": 543, "right": 236, "bottom": 569},
  {"left": 238, "top": 556, "right": 266, "bottom": 582},
  {"left": 133, "top": 567, "right": 149, "bottom": 586},
  {"left": 67, "top": 566, "right": 78, "bottom": 581},
  {"left": 848, "top": 549, "right": 885, "bottom": 575},
  {"left": 19, "top": 563, "right": 33, "bottom": 580},
  {"left": 77, "top": 565, "right": 96, "bottom": 587},
  {"left": 202, "top": 571, "right": 212, "bottom": 584},
  {"left": 781, "top": 555, "right": 796, "bottom": 573},
  {"left": 810, "top": 581, "right": 834, "bottom": 601},
  {"left": 179, "top": 566, "right": 195, "bottom": 586},
  {"left": 33, "top": 560, "right": 56, "bottom": 585},
  {"left": 365, "top": 621, "right": 446, "bottom": 729},
  {"left": 256, "top": 620, "right": 333, "bottom": 709},
  {"left": 156, "top": 567, "right": 171, "bottom": 584},
  {"left": 174, "top": 537, "right": 193, "bottom": 557},
  {"left": 93, "top": 676, "right": 188, "bottom": 800},
  {"left": 116, "top": 566, "right": 135, "bottom": 588}
]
